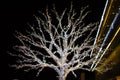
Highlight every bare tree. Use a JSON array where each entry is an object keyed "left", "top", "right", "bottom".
[{"left": 10, "top": 5, "right": 99, "bottom": 80}]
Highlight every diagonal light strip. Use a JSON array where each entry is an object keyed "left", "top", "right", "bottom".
[
  {"left": 91, "top": 8, "right": 120, "bottom": 71},
  {"left": 90, "top": 0, "right": 109, "bottom": 70},
  {"left": 92, "top": 26, "right": 120, "bottom": 71}
]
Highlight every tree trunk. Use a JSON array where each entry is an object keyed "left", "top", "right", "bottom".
[
  {"left": 58, "top": 70, "right": 66, "bottom": 80},
  {"left": 58, "top": 76, "right": 66, "bottom": 80}
]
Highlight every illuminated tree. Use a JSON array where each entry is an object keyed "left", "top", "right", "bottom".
[{"left": 10, "top": 5, "right": 99, "bottom": 80}]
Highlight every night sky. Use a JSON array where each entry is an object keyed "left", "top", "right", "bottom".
[{"left": 0, "top": 0, "right": 106, "bottom": 80}]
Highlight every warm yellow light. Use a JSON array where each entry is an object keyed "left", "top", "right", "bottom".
[
  {"left": 93, "top": 27, "right": 120, "bottom": 71},
  {"left": 98, "top": 0, "right": 114, "bottom": 40},
  {"left": 97, "top": 45, "right": 120, "bottom": 73}
]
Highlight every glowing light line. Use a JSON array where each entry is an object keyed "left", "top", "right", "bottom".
[
  {"left": 92, "top": 27, "right": 120, "bottom": 71},
  {"left": 90, "top": 0, "right": 109, "bottom": 57},
  {"left": 90, "top": 0, "right": 109, "bottom": 70},
  {"left": 91, "top": 8, "right": 120, "bottom": 71}
]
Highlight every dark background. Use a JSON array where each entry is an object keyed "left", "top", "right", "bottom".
[{"left": 0, "top": 0, "right": 106, "bottom": 80}]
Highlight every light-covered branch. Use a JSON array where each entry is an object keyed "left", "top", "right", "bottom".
[{"left": 10, "top": 4, "right": 100, "bottom": 80}]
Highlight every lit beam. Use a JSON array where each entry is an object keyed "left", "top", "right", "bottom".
[
  {"left": 96, "top": 45, "right": 120, "bottom": 73},
  {"left": 92, "top": 26, "right": 120, "bottom": 71},
  {"left": 90, "top": 0, "right": 111, "bottom": 70},
  {"left": 90, "top": 0, "right": 109, "bottom": 57}
]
